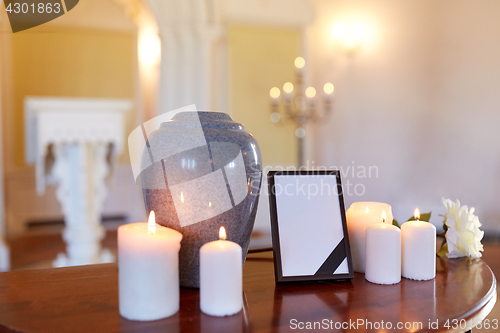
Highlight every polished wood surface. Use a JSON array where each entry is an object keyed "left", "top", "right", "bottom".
[{"left": 0, "top": 251, "right": 495, "bottom": 333}]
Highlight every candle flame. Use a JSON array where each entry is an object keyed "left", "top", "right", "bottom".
[
  {"left": 269, "top": 87, "right": 280, "bottom": 99},
  {"left": 382, "top": 211, "right": 386, "bottom": 223},
  {"left": 414, "top": 208, "right": 420, "bottom": 220},
  {"left": 283, "top": 82, "right": 294, "bottom": 94},
  {"left": 219, "top": 226, "right": 227, "bottom": 240},
  {"left": 148, "top": 211, "right": 156, "bottom": 233},
  {"left": 181, "top": 192, "right": 184, "bottom": 203},
  {"left": 323, "top": 82, "right": 334, "bottom": 95},
  {"left": 305, "top": 87, "right": 316, "bottom": 99},
  {"left": 209, "top": 202, "right": 212, "bottom": 207},
  {"left": 294, "top": 56, "right": 305, "bottom": 69},
  {"left": 365, "top": 207, "right": 369, "bottom": 213}
]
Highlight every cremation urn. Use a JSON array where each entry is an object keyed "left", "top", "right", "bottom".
[{"left": 140, "top": 111, "right": 262, "bottom": 288}]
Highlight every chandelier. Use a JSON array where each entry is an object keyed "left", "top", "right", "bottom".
[{"left": 269, "top": 57, "right": 334, "bottom": 167}]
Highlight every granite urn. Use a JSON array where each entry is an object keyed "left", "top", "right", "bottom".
[{"left": 140, "top": 111, "right": 262, "bottom": 288}]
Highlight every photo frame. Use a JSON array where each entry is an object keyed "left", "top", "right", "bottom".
[{"left": 268, "top": 170, "right": 354, "bottom": 283}]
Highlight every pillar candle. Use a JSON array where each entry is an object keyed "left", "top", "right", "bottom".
[
  {"left": 346, "top": 202, "right": 393, "bottom": 273},
  {"left": 118, "top": 211, "right": 183, "bottom": 321},
  {"left": 402, "top": 209, "right": 436, "bottom": 280},
  {"left": 200, "top": 226, "right": 242, "bottom": 317},
  {"left": 365, "top": 212, "right": 401, "bottom": 285}
]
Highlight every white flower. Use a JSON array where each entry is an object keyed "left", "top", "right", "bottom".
[{"left": 442, "top": 198, "right": 484, "bottom": 258}]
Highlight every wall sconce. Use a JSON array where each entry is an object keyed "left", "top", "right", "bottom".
[
  {"left": 139, "top": 29, "right": 161, "bottom": 68},
  {"left": 332, "top": 22, "right": 366, "bottom": 55}
]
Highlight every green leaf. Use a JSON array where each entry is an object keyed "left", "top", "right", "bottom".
[
  {"left": 392, "top": 219, "right": 400, "bottom": 228},
  {"left": 437, "top": 238, "right": 448, "bottom": 257},
  {"left": 407, "top": 212, "right": 432, "bottom": 222}
]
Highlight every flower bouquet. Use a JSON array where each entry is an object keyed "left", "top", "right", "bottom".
[{"left": 437, "top": 198, "right": 484, "bottom": 258}]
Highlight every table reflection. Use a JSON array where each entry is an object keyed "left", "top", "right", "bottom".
[
  {"left": 197, "top": 292, "right": 250, "bottom": 333},
  {"left": 271, "top": 281, "right": 354, "bottom": 331},
  {"left": 401, "top": 278, "right": 436, "bottom": 329}
]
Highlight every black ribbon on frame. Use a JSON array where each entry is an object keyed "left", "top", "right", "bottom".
[{"left": 314, "top": 239, "right": 347, "bottom": 275}]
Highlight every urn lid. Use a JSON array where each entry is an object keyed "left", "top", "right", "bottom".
[{"left": 160, "top": 111, "right": 245, "bottom": 131}]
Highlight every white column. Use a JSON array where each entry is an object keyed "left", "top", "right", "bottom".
[
  {"left": 52, "top": 142, "right": 114, "bottom": 267},
  {"left": 146, "top": 0, "right": 224, "bottom": 114},
  {"left": 160, "top": 29, "right": 180, "bottom": 112}
]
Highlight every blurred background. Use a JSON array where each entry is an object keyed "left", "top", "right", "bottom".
[{"left": 0, "top": 0, "right": 499, "bottom": 284}]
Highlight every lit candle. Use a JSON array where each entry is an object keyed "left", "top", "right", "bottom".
[
  {"left": 269, "top": 87, "right": 281, "bottom": 103},
  {"left": 365, "top": 211, "right": 401, "bottom": 285},
  {"left": 269, "top": 87, "right": 281, "bottom": 123},
  {"left": 346, "top": 202, "right": 393, "bottom": 272},
  {"left": 283, "top": 82, "right": 294, "bottom": 102},
  {"left": 323, "top": 83, "right": 334, "bottom": 100},
  {"left": 305, "top": 87, "right": 316, "bottom": 104},
  {"left": 200, "top": 226, "right": 242, "bottom": 317},
  {"left": 118, "top": 211, "right": 183, "bottom": 321},
  {"left": 294, "top": 56, "right": 305, "bottom": 74},
  {"left": 402, "top": 208, "right": 436, "bottom": 280}
]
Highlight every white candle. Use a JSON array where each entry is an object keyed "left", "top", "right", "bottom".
[
  {"left": 118, "top": 211, "right": 183, "bottom": 321},
  {"left": 200, "top": 226, "right": 242, "bottom": 317},
  {"left": 346, "top": 202, "right": 393, "bottom": 273},
  {"left": 402, "top": 208, "right": 436, "bottom": 281},
  {"left": 365, "top": 211, "right": 401, "bottom": 285}
]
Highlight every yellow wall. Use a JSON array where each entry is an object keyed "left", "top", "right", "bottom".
[
  {"left": 229, "top": 25, "right": 301, "bottom": 166},
  {"left": 4, "top": 24, "right": 299, "bottom": 169},
  {"left": 4, "top": 26, "right": 135, "bottom": 170}
]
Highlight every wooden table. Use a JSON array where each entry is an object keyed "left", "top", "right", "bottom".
[{"left": 0, "top": 251, "right": 495, "bottom": 333}]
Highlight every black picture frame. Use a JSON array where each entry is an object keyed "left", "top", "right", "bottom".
[{"left": 267, "top": 170, "right": 354, "bottom": 283}]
